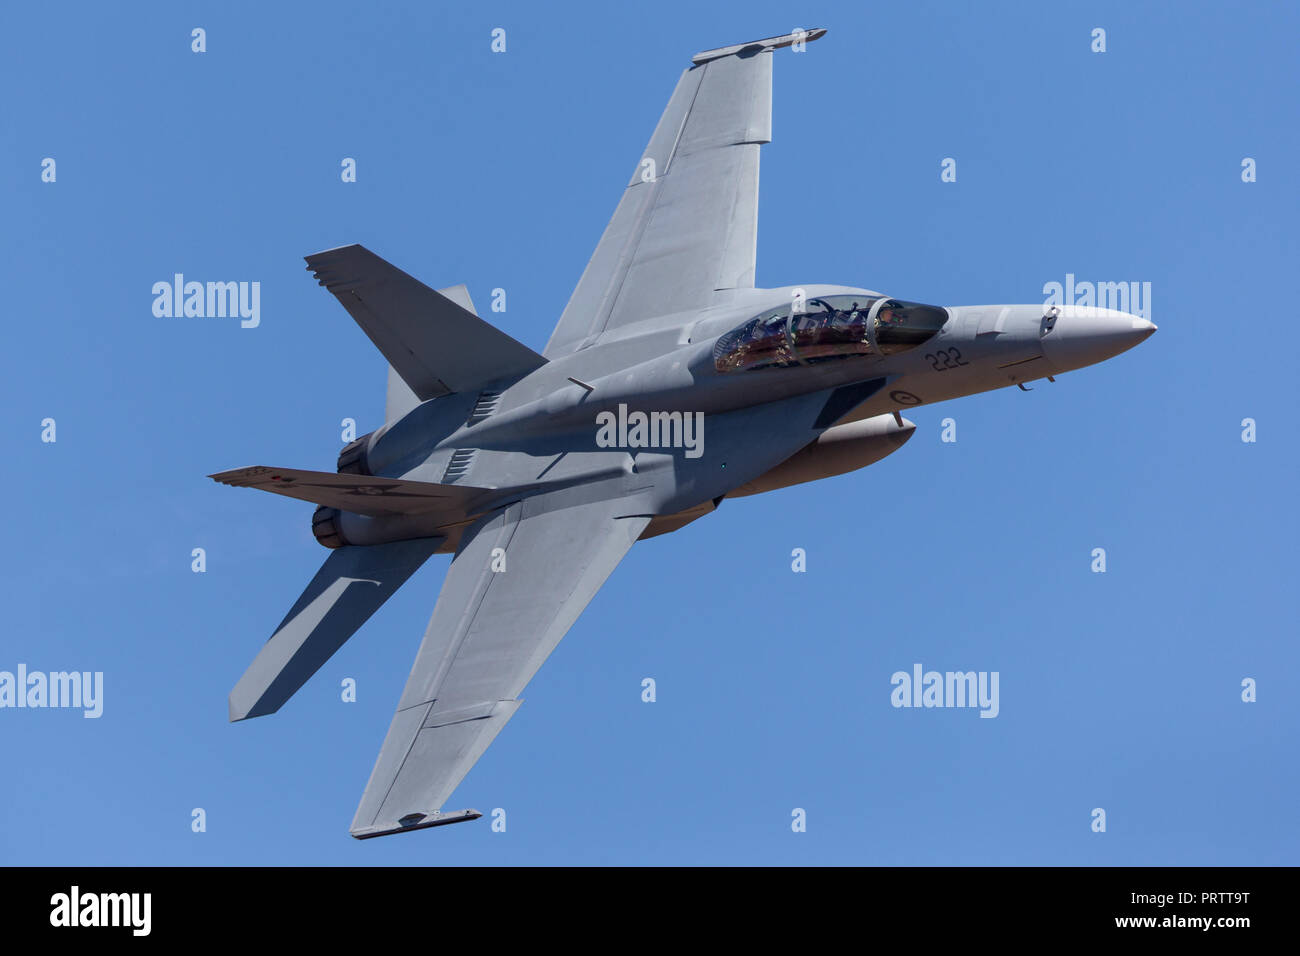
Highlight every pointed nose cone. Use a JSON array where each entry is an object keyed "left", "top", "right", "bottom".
[{"left": 1040, "top": 306, "right": 1156, "bottom": 373}]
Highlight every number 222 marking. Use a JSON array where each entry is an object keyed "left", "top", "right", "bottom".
[{"left": 926, "top": 348, "right": 969, "bottom": 371}]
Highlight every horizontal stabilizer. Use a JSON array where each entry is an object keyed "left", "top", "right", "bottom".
[
  {"left": 230, "top": 537, "right": 441, "bottom": 721},
  {"left": 306, "top": 244, "right": 547, "bottom": 399},
  {"left": 209, "top": 466, "right": 491, "bottom": 517}
]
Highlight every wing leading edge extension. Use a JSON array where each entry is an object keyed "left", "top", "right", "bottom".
[
  {"left": 543, "top": 28, "right": 826, "bottom": 357},
  {"left": 350, "top": 493, "right": 651, "bottom": 839}
]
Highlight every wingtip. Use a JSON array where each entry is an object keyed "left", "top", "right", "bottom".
[
  {"left": 230, "top": 698, "right": 276, "bottom": 723},
  {"left": 304, "top": 242, "right": 365, "bottom": 265},
  {"left": 208, "top": 466, "right": 259, "bottom": 485},
  {"left": 207, "top": 465, "right": 282, "bottom": 488},
  {"left": 350, "top": 808, "right": 484, "bottom": 840},
  {"left": 230, "top": 682, "right": 278, "bottom": 722},
  {"left": 691, "top": 27, "right": 827, "bottom": 65}
]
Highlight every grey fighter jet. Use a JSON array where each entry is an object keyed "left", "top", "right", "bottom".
[{"left": 213, "top": 28, "right": 1155, "bottom": 839}]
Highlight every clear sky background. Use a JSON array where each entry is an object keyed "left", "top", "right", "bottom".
[{"left": 2, "top": 1, "right": 1295, "bottom": 865}]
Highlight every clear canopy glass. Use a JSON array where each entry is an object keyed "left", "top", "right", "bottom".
[{"left": 713, "top": 295, "right": 947, "bottom": 372}]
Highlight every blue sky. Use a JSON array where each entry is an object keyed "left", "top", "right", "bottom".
[{"left": 2, "top": 0, "right": 1296, "bottom": 865}]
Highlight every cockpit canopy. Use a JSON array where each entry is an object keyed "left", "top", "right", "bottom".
[{"left": 713, "top": 294, "right": 948, "bottom": 373}]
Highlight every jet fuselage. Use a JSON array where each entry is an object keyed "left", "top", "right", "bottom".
[{"left": 361, "top": 287, "right": 1155, "bottom": 523}]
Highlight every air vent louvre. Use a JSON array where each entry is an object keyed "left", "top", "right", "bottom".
[
  {"left": 465, "top": 390, "right": 502, "bottom": 426},
  {"left": 442, "top": 448, "right": 477, "bottom": 483}
]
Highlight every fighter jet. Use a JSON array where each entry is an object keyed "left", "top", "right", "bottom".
[{"left": 213, "top": 28, "right": 1155, "bottom": 838}]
